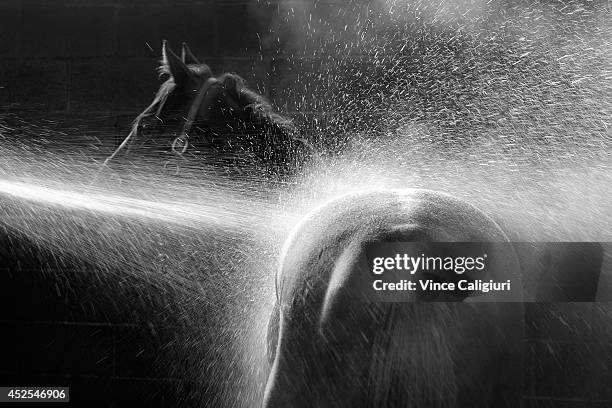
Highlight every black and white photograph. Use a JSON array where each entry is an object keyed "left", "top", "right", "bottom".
[{"left": 0, "top": 0, "right": 611, "bottom": 407}]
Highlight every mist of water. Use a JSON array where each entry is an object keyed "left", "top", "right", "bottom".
[{"left": 0, "top": 1, "right": 611, "bottom": 406}]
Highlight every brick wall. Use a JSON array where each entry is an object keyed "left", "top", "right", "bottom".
[
  {"left": 0, "top": 1, "right": 282, "bottom": 108},
  {"left": 1, "top": 1, "right": 612, "bottom": 407},
  {"left": 0, "top": 224, "right": 210, "bottom": 407},
  {"left": 0, "top": 0, "right": 291, "bottom": 155}
]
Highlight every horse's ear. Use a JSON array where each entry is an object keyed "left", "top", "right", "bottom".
[
  {"left": 181, "top": 42, "right": 201, "bottom": 65},
  {"left": 162, "top": 40, "right": 194, "bottom": 87}
]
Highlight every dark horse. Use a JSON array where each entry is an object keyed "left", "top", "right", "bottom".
[{"left": 105, "top": 41, "right": 307, "bottom": 173}]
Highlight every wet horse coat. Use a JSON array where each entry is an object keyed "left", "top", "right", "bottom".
[{"left": 265, "top": 189, "right": 524, "bottom": 408}]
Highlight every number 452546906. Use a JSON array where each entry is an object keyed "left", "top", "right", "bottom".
[{"left": 2, "top": 387, "right": 69, "bottom": 402}]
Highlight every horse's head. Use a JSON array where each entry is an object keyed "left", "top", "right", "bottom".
[{"left": 106, "top": 41, "right": 304, "bottom": 170}]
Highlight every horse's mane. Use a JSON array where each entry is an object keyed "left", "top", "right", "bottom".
[{"left": 152, "top": 61, "right": 295, "bottom": 134}]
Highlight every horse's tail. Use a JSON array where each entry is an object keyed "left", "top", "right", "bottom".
[
  {"left": 367, "top": 302, "right": 458, "bottom": 408},
  {"left": 265, "top": 297, "right": 461, "bottom": 408}
]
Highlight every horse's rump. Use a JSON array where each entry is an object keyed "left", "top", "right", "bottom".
[{"left": 264, "top": 189, "right": 524, "bottom": 408}]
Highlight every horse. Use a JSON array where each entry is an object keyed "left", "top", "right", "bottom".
[
  {"left": 105, "top": 41, "right": 307, "bottom": 174},
  {"left": 264, "top": 189, "right": 526, "bottom": 408},
  {"left": 103, "top": 42, "right": 603, "bottom": 407}
]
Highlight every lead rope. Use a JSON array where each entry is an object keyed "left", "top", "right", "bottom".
[{"left": 166, "top": 77, "right": 218, "bottom": 174}]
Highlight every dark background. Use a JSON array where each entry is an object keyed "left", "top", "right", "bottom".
[
  {"left": 0, "top": 0, "right": 317, "bottom": 154},
  {"left": 1, "top": 1, "right": 612, "bottom": 407}
]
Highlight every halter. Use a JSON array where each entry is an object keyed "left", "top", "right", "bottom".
[{"left": 171, "top": 77, "right": 219, "bottom": 156}]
